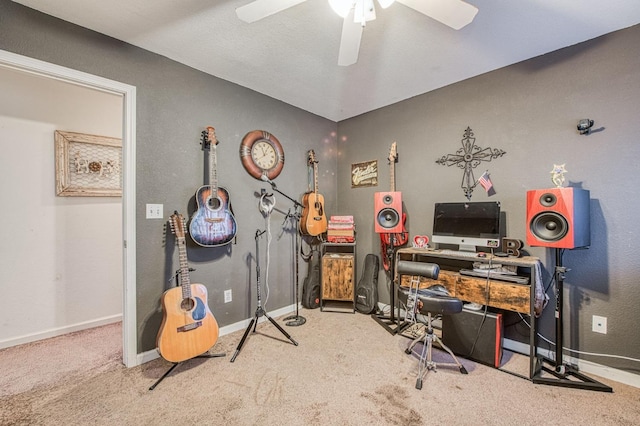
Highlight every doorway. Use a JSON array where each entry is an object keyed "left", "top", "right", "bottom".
[{"left": 0, "top": 49, "right": 138, "bottom": 367}]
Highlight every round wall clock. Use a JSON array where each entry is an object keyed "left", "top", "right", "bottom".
[{"left": 239, "top": 130, "right": 285, "bottom": 180}]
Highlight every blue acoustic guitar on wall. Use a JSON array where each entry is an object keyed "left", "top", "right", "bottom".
[{"left": 189, "top": 126, "right": 237, "bottom": 247}]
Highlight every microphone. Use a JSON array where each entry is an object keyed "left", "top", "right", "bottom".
[{"left": 261, "top": 174, "right": 276, "bottom": 187}]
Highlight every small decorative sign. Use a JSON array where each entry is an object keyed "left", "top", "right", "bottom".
[
  {"left": 412, "top": 235, "right": 430, "bottom": 249},
  {"left": 351, "top": 160, "right": 378, "bottom": 188}
]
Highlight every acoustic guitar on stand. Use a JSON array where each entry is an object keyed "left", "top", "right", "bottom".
[
  {"left": 380, "top": 142, "right": 408, "bottom": 271},
  {"left": 156, "top": 212, "right": 219, "bottom": 363},
  {"left": 300, "top": 150, "right": 328, "bottom": 236},
  {"left": 189, "top": 126, "right": 237, "bottom": 247}
]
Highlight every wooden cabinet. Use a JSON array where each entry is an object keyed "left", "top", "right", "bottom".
[{"left": 320, "top": 243, "right": 356, "bottom": 312}]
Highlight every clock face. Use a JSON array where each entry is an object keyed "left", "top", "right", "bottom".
[
  {"left": 240, "top": 130, "right": 284, "bottom": 180},
  {"left": 251, "top": 140, "right": 277, "bottom": 170}
]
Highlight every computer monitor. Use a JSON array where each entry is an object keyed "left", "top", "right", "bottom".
[{"left": 432, "top": 201, "right": 501, "bottom": 252}]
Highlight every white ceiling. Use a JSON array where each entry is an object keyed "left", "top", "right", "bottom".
[{"left": 14, "top": 0, "right": 640, "bottom": 122}]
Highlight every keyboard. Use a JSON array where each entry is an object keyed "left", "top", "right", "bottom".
[
  {"left": 438, "top": 250, "right": 482, "bottom": 258},
  {"left": 459, "top": 269, "right": 530, "bottom": 284}
]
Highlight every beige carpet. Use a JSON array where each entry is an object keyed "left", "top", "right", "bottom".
[{"left": 1, "top": 308, "right": 639, "bottom": 425}]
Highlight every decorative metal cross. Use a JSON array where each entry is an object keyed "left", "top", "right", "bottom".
[{"left": 436, "top": 127, "right": 506, "bottom": 200}]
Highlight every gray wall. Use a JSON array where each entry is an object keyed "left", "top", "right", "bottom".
[
  {"left": 2, "top": 0, "right": 639, "bottom": 377},
  {"left": 0, "top": 1, "right": 337, "bottom": 353},
  {"left": 336, "top": 25, "right": 640, "bottom": 375}
]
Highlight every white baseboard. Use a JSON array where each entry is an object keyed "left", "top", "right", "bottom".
[
  {"left": 0, "top": 314, "right": 123, "bottom": 350},
  {"left": 503, "top": 339, "right": 640, "bottom": 389},
  {"left": 137, "top": 304, "right": 297, "bottom": 366}
]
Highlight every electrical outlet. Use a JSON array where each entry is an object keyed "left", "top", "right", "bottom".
[
  {"left": 146, "top": 204, "right": 163, "bottom": 219},
  {"left": 592, "top": 315, "right": 607, "bottom": 334},
  {"left": 224, "top": 289, "right": 232, "bottom": 304}
]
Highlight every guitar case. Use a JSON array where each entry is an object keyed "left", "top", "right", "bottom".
[
  {"left": 301, "top": 248, "right": 321, "bottom": 309},
  {"left": 355, "top": 254, "right": 379, "bottom": 314}
]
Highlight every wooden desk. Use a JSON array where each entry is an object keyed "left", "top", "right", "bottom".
[{"left": 395, "top": 247, "right": 542, "bottom": 379}]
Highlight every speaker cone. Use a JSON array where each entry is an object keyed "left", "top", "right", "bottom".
[
  {"left": 530, "top": 212, "right": 568, "bottom": 242},
  {"left": 377, "top": 208, "right": 399, "bottom": 229},
  {"left": 540, "top": 193, "right": 557, "bottom": 208},
  {"left": 382, "top": 194, "right": 394, "bottom": 205}
]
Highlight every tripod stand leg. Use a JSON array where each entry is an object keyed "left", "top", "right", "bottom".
[
  {"left": 230, "top": 316, "right": 257, "bottom": 362},
  {"left": 149, "top": 351, "right": 225, "bottom": 390},
  {"left": 265, "top": 313, "right": 299, "bottom": 346},
  {"left": 149, "top": 362, "right": 180, "bottom": 390}
]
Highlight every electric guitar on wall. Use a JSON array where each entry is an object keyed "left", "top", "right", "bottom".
[
  {"left": 156, "top": 212, "right": 220, "bottom": 363},
  {"left": 380, "top": 142, "right": 408, "bottom": 270},
  {"left": 300, "top": 150, "right": 328, "bottom": 236},
  {"left": 189, "top": 126, "right": 237, "bottom": 247}
]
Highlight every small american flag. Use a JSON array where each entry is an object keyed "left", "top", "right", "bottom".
[{"left": 478, "top": 171, "right": 496, "bottom": 196}]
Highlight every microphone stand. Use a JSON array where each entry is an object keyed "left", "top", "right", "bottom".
[{"left": 265, "top": 180, "right": 306, "bottom": 327}]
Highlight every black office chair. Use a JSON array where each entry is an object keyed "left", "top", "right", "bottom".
[{"left": 397, "top": 260, "right": 468, "bottom": 390}]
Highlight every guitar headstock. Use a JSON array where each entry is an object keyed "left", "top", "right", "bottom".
[
  {"left": 200, "top": 126, "right": 218, "bottom": 151},
  {"left": 388, "top": 142, "right": 398, "bottom": 164},
  {"left": 307, "top": 149, "right": 317, "bottom": 165},
  {"left": 169, "top": 211, "right": 187, "bottom": 239}
]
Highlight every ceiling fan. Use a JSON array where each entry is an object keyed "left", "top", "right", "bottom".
[{"left": 235, "top": 0, "right": 478, "bottom": 66}]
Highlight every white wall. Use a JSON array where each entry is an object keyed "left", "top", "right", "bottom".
[{"left": 0, "top": 67, "right": 123, "bottom": 348}]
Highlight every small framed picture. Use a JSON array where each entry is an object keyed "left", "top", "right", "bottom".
[
  {"left": 54, "top": 130, "right": 122, "bottom": 197},
  {"left": 351, "top": 160, "right": 378, "bottom": 188}
]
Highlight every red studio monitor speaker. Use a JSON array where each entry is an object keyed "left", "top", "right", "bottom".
[
  {"left": 526, "top": 187, "right": 590, "bottom": 249},
  {"left": 374, "top": 191, "right": 403, "bottom": 234}
]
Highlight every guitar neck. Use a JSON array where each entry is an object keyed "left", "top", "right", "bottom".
[
  {"left": 390, "top": 161, "right": 395, "bottom": 192},
  {"left": 313, "top": 161, "right": 319, "bottom": 196},
  {"left": 176, "top": 236, "right": 192, "bottom": 299},
  {"left": 209, "top": 145, "right": 218, "bottom": 193}
]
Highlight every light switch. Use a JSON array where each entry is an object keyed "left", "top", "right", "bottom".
[{"left": 146, "top": 204, "right": 163, "bottom": 219}]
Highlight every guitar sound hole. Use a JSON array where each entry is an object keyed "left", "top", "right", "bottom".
[
  {"left": 207, "top": 197, "right": 221, "bottom": 210},
  {"left": 181, "top": 298, "right": 195, "bottom": 311}
]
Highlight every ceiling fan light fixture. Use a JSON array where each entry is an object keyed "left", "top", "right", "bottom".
[
  {"left": 328, "top": 0, "right": 355, "bottom": 18},
  {"left": 355, "top": 0, "right": 376, "bottom": 24}
]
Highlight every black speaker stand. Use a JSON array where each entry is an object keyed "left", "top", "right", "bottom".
[
  {"left": 230, "top": 230, "right": 298, "bottom": 362},
  {"left": 532, "top": 248, "right": 612, "bottom": 392},
  {"left": 372, "top": 233, "right": 409, "bottom": 335}
]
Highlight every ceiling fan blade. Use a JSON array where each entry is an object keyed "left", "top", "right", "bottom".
[
  {"left": 236, "top": 0, "right": 307, "bottom": 23},
  {"left": 338, "top": 11, "right": 363, "bottom": 66},
  {"left": 396, "top": 0, "right": 478, "bottom": 30}
]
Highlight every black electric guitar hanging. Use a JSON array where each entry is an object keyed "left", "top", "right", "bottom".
[
  {"left": 300, "top": 150, "right": 328, "bottom": 237},
  {"left": 380, "top": 142, "right": 408, "bottom": 270},
  {"left": 189, "top": 126, "right": 237, "bottom": 247},
  {"left": 157, "top": 212, "right": 219, "bottom": 363}
]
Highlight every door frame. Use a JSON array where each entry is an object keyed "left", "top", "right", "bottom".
[{"left": 0, "top": 49, "right": 138, "bottom": 367}]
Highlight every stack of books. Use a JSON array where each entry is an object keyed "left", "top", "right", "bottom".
[{"left": 327, "top": 215, "right": 355, "bottom": 243}]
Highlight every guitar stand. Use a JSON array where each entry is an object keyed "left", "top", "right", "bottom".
[
  {"left": 150, "top": 268, "right": 225, "bottom": 390},
  {"left": 149, "top": 352, "right": 226, "bottom": 391},
  {"left": 230, "top": 229, "right": 298, "bottom": 362}
]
